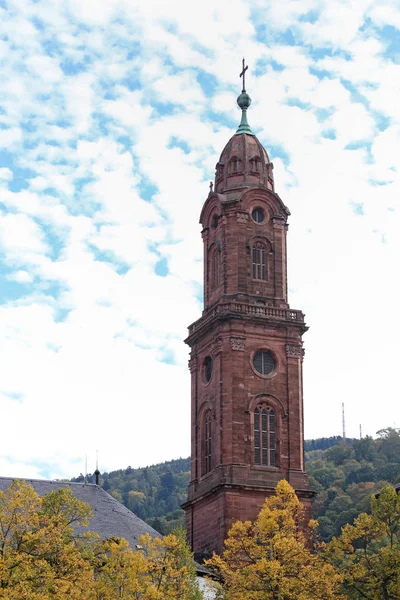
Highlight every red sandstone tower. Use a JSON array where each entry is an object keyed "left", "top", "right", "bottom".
[{"left": 182, "top": 63, "right": 313, "bottom": 558}]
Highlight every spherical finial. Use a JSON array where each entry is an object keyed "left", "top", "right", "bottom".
[
  {"left": 237, "top": 91, "right": 252, "bottom": 110},
  {"left": 236, "top": 59, "right": 254, "bottom": 135}
]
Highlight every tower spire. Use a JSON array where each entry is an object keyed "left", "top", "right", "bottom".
[
  {"left": 236, "top": 58, "right": 254, "bottom": 136},
  {"left": 183, "top": 65, "right": 312, "bottom": 557}
]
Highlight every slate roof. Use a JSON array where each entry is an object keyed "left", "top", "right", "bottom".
[{"left": 0, "top": 477, "right": 160, "bottom": 547}]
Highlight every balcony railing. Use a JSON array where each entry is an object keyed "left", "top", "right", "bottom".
[{"left": 188, "top": 302, "right": 305, "bottom": 335}]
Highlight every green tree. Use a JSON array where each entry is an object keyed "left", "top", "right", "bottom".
[
  {"left": 328, "top": 485, "right": 400, "bottom": 599},
  {"left": 376, "top": 428, "right": 400, "bottom": 463},
  {"left": 325, "top": 444, "right": 353, "bottom": 466},
  {"left": 345, "top": 461, "right": 376, "bottom": 485},
  {"left": 307, "top": 459, "right": 345, "bottom": 488},
  {"left": 318, "top": 516, "right": 335, "bottom": 542},
  {"left": 353, "top": 436, "right": 377, "bottom": 462}
]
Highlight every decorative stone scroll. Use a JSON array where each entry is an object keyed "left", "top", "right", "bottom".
[
  {"left": 272, "top": 214, "right": 286, "bottom": 227},
  {"left": 210, "top": 338, "right": 223, "bottom": 356},
  {"left": 285, "top": 344, "right": 303, "bottom": 359},
  {"left": 230, "top": 337, "right": 246, "bottom": 351},
  {"left": 188, "top": 356, "right": 198, "bottom": 372}
]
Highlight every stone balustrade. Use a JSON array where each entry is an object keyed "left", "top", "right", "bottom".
[{"left": 188, "top": 302, "right": 304, "bottom": 335}]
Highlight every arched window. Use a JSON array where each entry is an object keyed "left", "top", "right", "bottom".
[
  {"left": 204, "top": 356, "right": 213, "bottom": 383},
  {"left": 250, "top": 156, "right": 261, "bottom": 172},
  {"left": 229, "top": 156, "right": 241, "bottom": 174},
  {"left": 252, "top": 242, "right": 266, "bottom": 280},
  {"left": 204, "top": 411, "right": 212, "bottom": 474},
  {"left": 254, "top": 406, "right": 275, "bottom": 466},
  {"left": 209, "top": 246, "right": 219, "bottom": 289},
  {"left": 211, "top": 213, "right": 219, "bottom": 230}
]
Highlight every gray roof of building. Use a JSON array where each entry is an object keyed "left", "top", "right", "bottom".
[{"left": 0, "top": 477, "right": 160, "bottom": 547}]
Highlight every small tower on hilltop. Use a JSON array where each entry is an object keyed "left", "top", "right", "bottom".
[{"left": 182, "top": 61, "right": 314, "bottom": 558}]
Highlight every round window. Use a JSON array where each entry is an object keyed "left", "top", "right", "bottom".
[
  {"left": 253, "top": 351, "right": 276, "bottom": 375},
  {"left": 204, "top": 356, "right": 213, "bottom": 382},
  {"left": 252, "top": 207, "right": 265, "bottom": 223}
]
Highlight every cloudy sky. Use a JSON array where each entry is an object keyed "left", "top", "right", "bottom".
[{"left": 1, "top": 0, "right": 399, "bottom": 480}]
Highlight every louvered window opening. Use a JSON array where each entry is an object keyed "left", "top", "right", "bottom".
[
  {"left": 204, "top": 356, "right": 213, "bottom": 382},
  {"left": 254, "top": 407, "right": 276, "bottom": 466},
  {"left": 253, "top": 350, "right": 275, "bottom": 375},
  {"left": 230, "top": 158, "right": 239, "bottom": 173},
  {"left": 252, "top": 242, "right": 266, "bottom": 280},
  {"left": 205, "top": 413, "right": 212, "bottom": 474},
  {"left": 210, "top": 249, "right": 219, "bottom": 289}
]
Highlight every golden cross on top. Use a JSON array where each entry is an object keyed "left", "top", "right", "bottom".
[{"left": 240, "top": 58, "right": 248, "bottom": 92}]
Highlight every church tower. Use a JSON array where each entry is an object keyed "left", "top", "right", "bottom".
[{"left": 182, "top": 63, "right": 313, "bottom": 558}]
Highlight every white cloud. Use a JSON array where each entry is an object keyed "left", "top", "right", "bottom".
[
  {"left": 0, "top": 213, "right": 49, "bottom": 260},
  {"left": 0, "top": 0, "right": 399, "bottom": 480},
  {"left": 0, "top": 128, "right": 23, "bottom": 148},
  {"left": 0, "top": 168, "right": 13, "bottom": 181},
  {"left": 368, "top": 2, "right": 400, "bottom": 29},
  {"left": 301, "top": 1, "right": 374, "bottom": 48},
  {"left": 371, "top": 126, "right": 400, "bottom": 170},
  {"left": 7, "top": 270, "right": 33, "bottom": 283},
  {"left": 26, "top": 55, "right": 63, "bottom": 83}
]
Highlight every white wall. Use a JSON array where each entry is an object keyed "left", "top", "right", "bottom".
[{"left": 197, "top": 576, "right": 217, "bottom": 599}]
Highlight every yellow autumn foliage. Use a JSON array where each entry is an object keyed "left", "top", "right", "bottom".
[
  {"left": 207, "top": 480, "right": 344, "bottom": 600},
  {"left": 0, "top": 481, "right": 201, "bottom": 600}
]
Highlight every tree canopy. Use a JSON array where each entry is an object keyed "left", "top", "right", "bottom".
[
  {"left": 307, "top": 428, "right": 400, "bottom": 541},
  {"left": 0, "top": 480, "right": 201, "bottom": 600},
  {"left": 328, "top": 484, "right": 400, "bottom": 599},
  {"left": 206, "top": 480, "right": 400, "bottom": 600},
  {"left": 207, "top": 480, "right": 343, "bottom": 600},
  {"left": 74, "top": 429, "right": 400, "bottom": 540}
]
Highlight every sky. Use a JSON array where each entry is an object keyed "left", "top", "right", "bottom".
[{"left": 0, "top": 0, "right": 399, "bottom": 480}]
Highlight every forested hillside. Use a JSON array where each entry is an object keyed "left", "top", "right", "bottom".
[
  {"left": 74, "top": 428, "right": 400, "bottom": 537},
  {"left": 73, "top": 457, "right": 190, "bottom": 533},
  {"left": 307, "top": 427, "right": 400, "bottom": 540}
]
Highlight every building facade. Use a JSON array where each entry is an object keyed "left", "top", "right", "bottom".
[{"left": 182, "top": 76, "right": 313, "bottom": 558}]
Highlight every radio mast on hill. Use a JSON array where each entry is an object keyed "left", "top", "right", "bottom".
[{"left": 342, "top": 402, "right": 346, "bottom": 441}]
